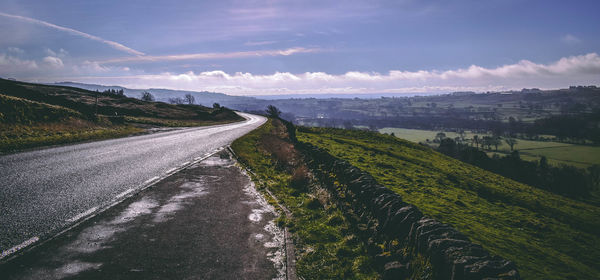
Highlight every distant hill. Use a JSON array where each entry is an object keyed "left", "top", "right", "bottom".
[{"left": 52, "top": 82, "right": 258, "bottom": 108}]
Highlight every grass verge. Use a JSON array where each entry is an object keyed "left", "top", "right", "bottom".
[
  {"left": 231, "top": 119, "right": 380, "bottom": 279},
  {"left": 0, "top": 118, "right": 144, "bottom": 153}
]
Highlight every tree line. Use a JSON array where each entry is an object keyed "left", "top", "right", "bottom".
[{"left": 437, "top": 138, "right": 600, "bottom": 199}]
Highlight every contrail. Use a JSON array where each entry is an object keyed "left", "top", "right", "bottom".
[{"left": 0, "top": 12, "right": 144, "bottom": 56}]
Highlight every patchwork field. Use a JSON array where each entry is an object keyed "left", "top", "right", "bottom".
[{"left": 379, "top": 127, "right": 600, "bottom": 168}]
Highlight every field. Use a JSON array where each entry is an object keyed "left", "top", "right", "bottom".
[
  {"left": 297, "top": 127, "right": 600, "bottom": 280},
  {"left": 379, "top": 127, "right": 600, "bottom": 168}
]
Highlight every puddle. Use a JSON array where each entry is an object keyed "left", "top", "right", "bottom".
[
  {"left": 66, "top": 224, "right": 122, "bottom": 253},
  {"left": 55, "top": 261, "right": 102, "bottom": 278},
  {"left": 111, "top": 197, "right": 159, "bottom": 224},
  {"left": 67, "top": 197, "right": 159, "bottom": 254},
  {"left": 153, "top": 181, "right": 207, "bottom": 223}
]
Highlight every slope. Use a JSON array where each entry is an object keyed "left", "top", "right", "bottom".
[{"left": 297, "top": 127, "right": 600, "bottom": 279}]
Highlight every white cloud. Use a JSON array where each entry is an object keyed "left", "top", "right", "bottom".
[
  {"left": 44, "top": 48, "right": 69, "bottom": 58},
  {"left": 561, "top": 34, "right": 582, "bottom": 44},
  {"left": 0, "top": 12, "right": 144, "bottom": 56},
  {"left": 99, "top": 47, "right": 322, "bottom": 64},
  {"left": 0, "top": 53, "right": 38, "bottom": 69},
  {"left": 11, "top": 53, "right": 600, "bottom": 96},
  {"left": 42, "top": 56, "right": 64, "bottom": 68}
]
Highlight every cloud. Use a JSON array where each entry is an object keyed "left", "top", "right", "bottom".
[
  {"left": 561, "top": 34, "right": 581, "bottom": 44},
  {"left": 0, "top": 53, "right": 38, "bottom": 69},
  {"left": 0, "top": 12, "right": 144, "bottom": 56},
  {"left": 42, "top": 56, "right": 64, "bottom": 68},
  {"left": 54, "top": 53, "right": 600, "bottom": 96},
  {"left": 99, "top": 47, "right": 322, "bottom": 64},
  {"left": 45, "top": 48, "right": 69, "bottom": 58}
]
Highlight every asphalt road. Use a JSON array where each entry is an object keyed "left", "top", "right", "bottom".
[
  {"left": 0, "top": 112, "right": 266, "bottom": 257},
  {"left": 1, "top": 151, "right": 284, "bottom": 279}
]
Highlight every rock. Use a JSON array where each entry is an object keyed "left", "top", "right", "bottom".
[
  {"left": 383, "top": 261, "right": 408, "bottom": 280},
  {"left": 463, "top": 258, "right": 520, "bottom": 280}
]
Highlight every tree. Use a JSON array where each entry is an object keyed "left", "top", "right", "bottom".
[
  {"left": 141, "top": 91, "right": 155, "bottom": 102},
  {"left": 504, "top": 138, "right": 518, "bottom": 151},
  {"left": 434, "top": 132, "right": 446, "bottom": 143},
  {"left": 492, "top": 136, "right": 502, "bottom": 151},
  {"left": 265, "top": 105, "right": 281, "bottom": 118},
  {"left": 458, "top": 129, "right": 466, "bottom": 142},
  {"left": 184, "top": 94, "right": 195, "bottom": 104},
  {"left": 168, "top": 97, "right": 184, "bottom": 104},
  {"left": 473, "top": 135, "right": 479, "bottom": 148},
  {"left": 213, "top": 103, "right": 221, "bottom": 109},
  {"left": 482, "top": 136, "right": 493, "bottom": 150}
]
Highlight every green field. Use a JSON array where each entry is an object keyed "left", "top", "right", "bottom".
[
  {"left": 298, "top": 127, "right": 600, "bottom": 280},
  {"left": 379, "top": 127, "right": 600, "bottom": 168}
]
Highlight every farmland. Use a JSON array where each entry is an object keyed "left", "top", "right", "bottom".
[{"left": 379, "top": 127, "right": 600, "bottom": 168}]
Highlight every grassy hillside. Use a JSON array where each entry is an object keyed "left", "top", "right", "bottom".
[
  {"left": 297, "top": 127, "right": 600, "bottom": 279},
  {"left": 0, "top": 78, "right": 243, "bottom": 152}
]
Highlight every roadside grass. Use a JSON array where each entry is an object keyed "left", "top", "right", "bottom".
[
  {"left": 0, "top": 79, "right": 244, "bottom": 152},
  {"left": 379, "top": 127, "right": 600, "bottom": 168},
  {"left": 298, "top": 127, "right": 600, "bottom": 280},
  {"left": 0, "top": 118, "right": 143, "bottom": 153},
  {"left": 124, "top": 116, "right": 240, "bottom": 127},
  {"left": 0, "top": 94, "right": 81, "bottom": 123},
  {"left": 231, "top": 119, "right": 379, "bottom": 279}
]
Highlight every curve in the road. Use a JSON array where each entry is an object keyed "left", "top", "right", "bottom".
[{"left": 0, "top": 113, "right": 266, "bottom": 258}]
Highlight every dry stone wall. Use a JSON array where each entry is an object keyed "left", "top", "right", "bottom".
[{"left": 297, "top": 142, "right": 520, "bottom": 280}]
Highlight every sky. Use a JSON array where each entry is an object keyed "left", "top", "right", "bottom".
[{"left": 1, "top": 0, "right": 599, "bottom": 96}]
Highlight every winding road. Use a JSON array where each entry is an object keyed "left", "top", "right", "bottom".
[{"left": 0, "top": 113, "right": 266, "bottom": 257}]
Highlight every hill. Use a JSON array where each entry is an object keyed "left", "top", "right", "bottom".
[
  {"left": 52, "top": 81, "right": 257, "bottom": 108},
  {"left": 296, "top": 127, "right": 600, "bottom": 279},
  {"left": 233, "top": 118, "right": 600, "bottom": 279},
  {"left": 0, "top": 78, "right": 243, "bottom": 152}
]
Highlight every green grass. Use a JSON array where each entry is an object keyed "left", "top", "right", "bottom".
[
  {"left": 124, "top": 116, "right": 240, "bottom": 127},
  {"left": 0, "top": 79, "right": 243, "bottom": 152},
  {"left": 0, "top": 94, "right": 81, "bottom": 124},
  {"left": 0, "top": 119, "right": 144, "bottom": 153},
  {"left": 231, "top": 119, "right": 379, "bottom": 279},
  {"left": 379, "top": 127, "right": 600, "bottom": 168},
  {"left": 298, "top": 127, "right": 600, "bottom": 280}
]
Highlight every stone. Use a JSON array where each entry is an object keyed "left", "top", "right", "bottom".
[{"left": 383, "top": 261, "right": 408, "bottom": 280}]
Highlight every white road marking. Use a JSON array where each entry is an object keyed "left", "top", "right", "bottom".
[
  {"left": 144, "top": 176, "right": 160, "bottom": 185},
  {"left": 1, "top": 236, "right": 39, "bottom": 259},
  {"left": 66, "top": 207, "right": 99, "bottom": 223},
  {"left": 115, "top": 188, "right": 135, "bottom": 199},
  {"left": 181, "top": 161, "right": 190, "bottom": 166}
]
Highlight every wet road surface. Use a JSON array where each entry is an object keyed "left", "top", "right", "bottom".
[
  {"left": 0, "top": 113, "right": 266, "bottom": 256},
  {"left": 0, "top": 151, "right": 284, "bottom": 279}
]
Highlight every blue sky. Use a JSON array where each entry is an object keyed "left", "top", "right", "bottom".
[{"left": 1, "top": 0, "right": 599, "bottom": 95}]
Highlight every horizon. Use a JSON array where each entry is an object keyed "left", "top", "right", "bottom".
[{"left": 1, "top": 0, "right": 599, "bottom": 95}]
